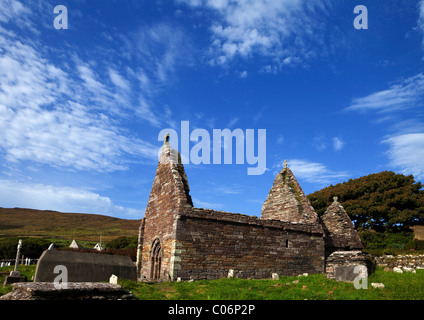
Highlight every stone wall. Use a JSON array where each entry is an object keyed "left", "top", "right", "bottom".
[
  {"left": 373, "top": 254, "right": 424, "bottom": 271},
  {"left": 325, "top": 250, "right": 369, "bottom": 281},
  {"left": 171, "top": 208, "right": 325, "bottom": 280}
]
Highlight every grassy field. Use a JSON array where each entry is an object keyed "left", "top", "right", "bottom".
[
  {"left": 118, "top": 268, "right": 424, "bottom": 300},
  {"left": 0, "top": 207, "right": 140, "bottom": 242},
  {"left": 2, "top": 265, "right": 423, "bottom": 300}
]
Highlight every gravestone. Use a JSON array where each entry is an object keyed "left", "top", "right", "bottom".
[
  {"left": 109, "top": 274, "right": 118, "bottom": 284},
  {"left": 34, "top": 249, "right": 137, "bottom": 282},
  {"left": 3, "top": 240, "right": 24, "bottom": 286}
]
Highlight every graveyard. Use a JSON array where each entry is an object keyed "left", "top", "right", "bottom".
[{"left": 2, "top": 263, "right": 424, "bottom": 300}]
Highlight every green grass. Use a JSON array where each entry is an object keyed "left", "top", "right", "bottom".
[
  {"left": 2, "top": 266, "right": 424, "bottom": 300},
  {"left": 0, "top": 265, "right": 36, "bottom": 296},
  {"left": 119, "top": 268, "right": 424, "bottom": 300}
]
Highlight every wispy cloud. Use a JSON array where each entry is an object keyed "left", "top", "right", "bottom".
[
  {"left": 346, "top": 73, "right": 424, "bottom": 113},
  {"left": 178, "top": 0, "right": 329, "bottom": 69},
  {"left": 226, "top": 117, "right": 240, "bottom": 127},
  {"left": 274, "top": 159, "right": 348, "bottom": 185},
  {"left": 382, "top": 133, "right": 424, "bottom": 180},
  {"left": 192, "top": 197, "right": 224, "bottom": 210},
  {"left": 119, "top": 23, "right": 195, "bottom": 127},
  {"left": 311, "top": 135, "right": 345, "bottom": 152},
  {"left": 0, "top": 26, "right": 158, "bottom": 172},
  {"left": 418, "top": 0, "right": 424, "bottom": 48},
  {"left": 346, "top": 72, "right": 424, "bottom": 181},
  {"left": 312, "top": 135, "right": 327, "bottom": 151},
  {"left": 332, "top": 137, "right": 345, "bottom": 151}
]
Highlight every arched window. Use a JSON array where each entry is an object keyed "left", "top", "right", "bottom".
[
  {"left": 286, "top": 239, "right": 291, "bottom": 248},
  {"left": 150, "top": 238, "right": 162, "bottom": 280}
]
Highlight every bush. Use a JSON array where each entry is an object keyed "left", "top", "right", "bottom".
[
  {"left": 0, "top": 237, "right": 51, "bottom": 259},
  {"left": 106, "top": 236, "right": 138, "bottom": 249},
  {"left": 359, "top": 231, "right": 414, "bottom": 250},
  {"left": 404, "top": 239, "right": 424, "bottom": 251}
]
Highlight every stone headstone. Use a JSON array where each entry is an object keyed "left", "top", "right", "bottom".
[
  {"left": 109, "top": 274, "right": 118, "bottom": 284},
  {"left": 271, "top": 273, "right": 279, "bottom": 280},
  {"left": 9, "top": 271, "right": 20, "bottom": 277},
  {"left": 14, "top": 240, "right": 22, "bottom": 273},
  {"left": 227, "top": 269, "right": 234, "bottom": 279}
]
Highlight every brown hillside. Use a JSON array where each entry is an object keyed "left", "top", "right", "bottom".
[{"left": 0, "top": 207, "right": 140, "bottom": 242}]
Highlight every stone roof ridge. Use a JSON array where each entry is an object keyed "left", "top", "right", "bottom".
[
  {"left": 321, "top": 196, "right": 363, "bottom": 250},
  {"left": 155, "top": 134, "right": 193, "bottom": 208},
  {"left": 261, "top": 161, "right": 320, "bottom": 226}
]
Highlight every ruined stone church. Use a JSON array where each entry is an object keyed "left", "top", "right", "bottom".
[{"left": 136, "top": 136, "right": 366, "bottom": 281}]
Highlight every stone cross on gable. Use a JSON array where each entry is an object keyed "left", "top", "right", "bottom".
[
  {"left": 333, "top": 196, "right": 338, "bottom": 203},
  {"left": 283, "top": 160, "right": 288, "bottom": 169}
]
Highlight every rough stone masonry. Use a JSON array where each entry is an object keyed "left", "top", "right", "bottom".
[{"left": 136, "top": 137, "right": 367, "bottom": 282}]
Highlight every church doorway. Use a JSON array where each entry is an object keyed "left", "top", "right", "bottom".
[{"left": 150, "top": 239, "right": 162, "bottom": 280}]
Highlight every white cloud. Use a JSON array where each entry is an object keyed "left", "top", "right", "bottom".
[
  {"left": 180, "top": 0, "right": 327, "bottom": 67},
  {"left": 192, "top": 197, "right": 224, "bottom": 210},
  {"left": 418, "top": 0, "right": 424, "bottom": 47},
  {"left": 276, "top": 135, "right": 284, "bottom": 145},
  {"left": 346, "top": 73, "right": 424, "bottom": 113},
  {"left": 382, "top": 133, "right": 424, "bottom": 180},
  {"left": 275, "top": 159, "right": 348, "bottom": 185},
  {"left": 0, "top": 0, "right": 30, "bottom": 24},
  {"left": 312, "top": 135, "right": 327, "bottom": 151},
  {"left": 346, "top": 73, "right": 424, "bottom": 181},
  {"left": 332, "top": 137, "right": 345, "bottom": 151},
  {"left": 239, "top": 70, "right": 248, "bottom": 78},
  {"left": 109, "top": 68, "right": 131, "bottom": 91},
  {"left": 0, "top": 179, "right": 143, "bottom": 217},
  {"left": 226, "top": 117, "right": 240, "bottom": 127},
  {"left": 0, "top": 31, "right": 158, "bottom": 172}
]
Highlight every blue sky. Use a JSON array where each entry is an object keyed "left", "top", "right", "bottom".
[{"left": 0, "top": 0, "right": 423, "bottom": 219}]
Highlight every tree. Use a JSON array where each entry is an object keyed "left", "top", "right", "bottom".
[
  {"left": 308, "top": 171, "right": 424, "bottom": 233},
  {"left": 106, "top": 236, "right": 138, "bottom": 249},
  {"left": 0, "top": 237, "right": 50, "bottom": 259}
]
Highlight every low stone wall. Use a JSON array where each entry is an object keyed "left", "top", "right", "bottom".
[{"left": 373, "top": 254, "right": 424, "bottom": 271}]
